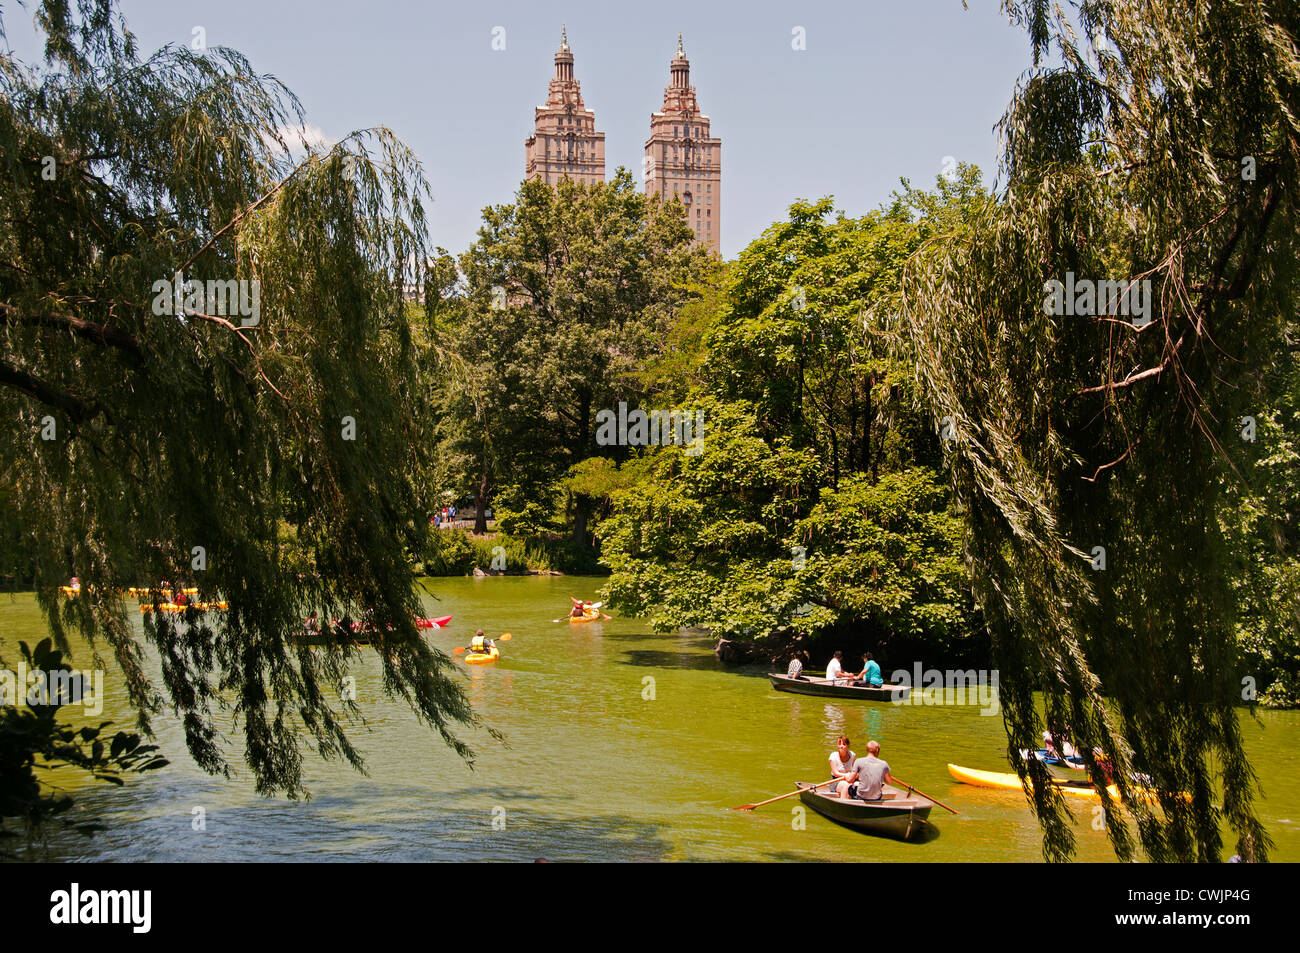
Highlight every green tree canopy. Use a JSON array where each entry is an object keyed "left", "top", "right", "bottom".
[
  {"left": 898, "top": 0, "right": 1298, "bottom": 861},
  {"left": 0, "top": 0, "right": 480, "bottom": 803}
]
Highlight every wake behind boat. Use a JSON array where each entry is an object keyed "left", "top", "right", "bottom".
[
  {"left": 796, "top": 782, "right": 933, "bottom": 840},
  {"left": 768, "top": 672, "right": 910, "bottom": 701}
]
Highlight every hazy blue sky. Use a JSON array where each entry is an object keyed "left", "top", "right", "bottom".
[{"left": 6, "top": 0, "right": 1032, "bottom": 258}]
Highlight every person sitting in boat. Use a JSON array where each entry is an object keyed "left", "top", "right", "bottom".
[
  {"left": 1043, "top": 725, "right": 1078, "bottom": 760},
  {"left": 825, "top": 650, "right": 847, "bottom": 685},
  {"left": 68, "top": 576, "right": 81, "bottom": 592},
  {"left": 851, "top": 651, "right": 883, "bottom": 688},
  {"left": 471, "top": 629, "right": 495, "bottom": 653},
  {"left": 829, "top": 736, "right": 857, "bottom": 789},
  {"left": 786, "top": 651, "right": 809, "bottom": 680},
  {"left": 1092, "top": 747, "right": 1116, "bottom": 785},
  {"left": 570, "top": 602, "right": 587, "bottom": 619},
  {"left": 838, "top": 740, "right": 895, "bottom": 802}
]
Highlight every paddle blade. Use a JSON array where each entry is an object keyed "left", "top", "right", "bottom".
[
  {"left": 730, "top": 804, "right": 756, "bottom": 811},
  {"left": 498, "top": 633, "right": 512, "bottom": 641},
  {"left": 452, "top": 647, "right": 465, "bottom": 655}
]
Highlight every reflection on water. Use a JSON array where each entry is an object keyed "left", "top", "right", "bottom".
[{"left": 2, "top": 578, "right": 1297, "bottom": 863}]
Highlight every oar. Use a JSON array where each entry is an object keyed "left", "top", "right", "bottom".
[
  {"left": 452, "top": 633, "right": 512, "bottom": 655},
  {"left": 890, "top": 776, "right": 959, "bottom": 814},
  {"left": 732, "top": 778, "right": 840, "bottom": 811}
]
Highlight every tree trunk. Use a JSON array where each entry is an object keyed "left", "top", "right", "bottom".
[{"left": 474, "top": 457, "right": 489, "bottom": 535}]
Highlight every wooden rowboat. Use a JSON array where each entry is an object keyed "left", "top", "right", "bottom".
[
  {"left": 796, "top": 782, "right": 933, "bottom": 840},
  {"left": 768, "top": 672, "right": 911, "bottom": 701}
]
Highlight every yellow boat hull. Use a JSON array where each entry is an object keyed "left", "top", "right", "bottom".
[
  {"left": 947, "top": 763, "right": 1118, "bottom": 800},
  {"left": 464, "top": 647, "right": 500, "bottom": 665},
  {"left": 140, "top": 602, "right": 228, "bottom": 613},
  {"left": 946, "top": 763, "right": 1181, "bottom": 804}
]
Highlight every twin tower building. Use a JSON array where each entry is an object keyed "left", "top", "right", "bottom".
[{"left": 524, "top": 28, "right": 721, "bottom": 254}]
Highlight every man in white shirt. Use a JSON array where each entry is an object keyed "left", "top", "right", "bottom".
[{"left": 825, "top": 650, "right": 846, "bottom": 685}]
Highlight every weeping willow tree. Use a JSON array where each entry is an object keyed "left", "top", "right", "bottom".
[
  {"left": 900, "top": 0, "right": 1297, "bottom": 860},
  {"left": 0, "top": 0, "right": 482, "bottom": 805}
]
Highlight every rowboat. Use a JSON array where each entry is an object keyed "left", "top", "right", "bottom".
[
  {"left": 291, "top": 615, "right": 452, "bottom": 646},
  {"left": 796, "top": 782, "right": 933, "bottom": 840},
  {"left": 768, "top": 672, "right": 910, "bottom": 701}
]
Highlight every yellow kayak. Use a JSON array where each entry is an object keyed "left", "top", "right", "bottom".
[
  {"left": 464, "top": 647, "right": 500, "bottom": 665},
  {"left": 946, "top": 763, "right": 1182, "bottom": 804},
  {"left": 139, "top": 601, "right": 228, "bottom": 613},
  {"left": 569, "top": 608, "right": 601, "bottom": 624},
  {"left": 947, "top": 763, "right": 1118, "bottom": 801}
]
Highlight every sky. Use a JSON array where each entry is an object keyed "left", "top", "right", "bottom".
[{"left": 4, "top": 0, "right": 1032, "bottom": 259}]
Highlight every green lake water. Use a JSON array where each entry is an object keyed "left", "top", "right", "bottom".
[{"left": 2, "top": 575, "right": 1297, "bottom": 862}]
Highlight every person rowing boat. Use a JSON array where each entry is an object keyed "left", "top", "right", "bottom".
[
  {"left": 835, "top": 740, "right": 895, "bottom": 802},
  {"left": 825, "top": 650, "right": 847, "bottom": 686}
]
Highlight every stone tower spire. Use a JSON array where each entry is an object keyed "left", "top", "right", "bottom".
[
  {"left": 643, "top": 35, "right": 721, "bottom": 253},
  {"left": 554, "top": 25, "right": 573, "bottom": 81},
  {"left": 524, "top": 28, "right": 606, "bottom": 185}
]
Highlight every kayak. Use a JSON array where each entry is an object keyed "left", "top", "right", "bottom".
[
  {"left": 464, "top": 646, "right": 500, "bottom": 665},
  {"left": 948, "top": 763, "right": 1113, "bottom": 799},
  {"left": 569, "top": 607, "right": 602, "bottom": 624},
  {"left": 944, "top": 763, "right": 1168, "bottom": 803},
  {"left": 416, "top": 616, "right": 452, "bottom": 629},
  {"left": 1020, "top": 747, "right": 1088, "bottom": 782},
  {"left": 140, "top": 601, "right": 228, "bottom": 613},
  {"left": 796, "top": 782, "right": 934, "bottom": 841}
]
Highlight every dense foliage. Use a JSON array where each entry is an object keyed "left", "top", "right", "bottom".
[
  {"left": 428, "top": 171, "right": 706, "bottom": 542},
  {"left": 0, "top": 0, "right": 481, "bottom": 816},
  {"left": 898, "top": 0, "right": 1298, "bottom": 860},
  {"left": 599, "top": 180, "right": 988, "bottom": 659}
]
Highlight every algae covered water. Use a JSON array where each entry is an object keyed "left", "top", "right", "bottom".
[{"left": 2, "top": 576, "right": 1296, "bottom": 862}]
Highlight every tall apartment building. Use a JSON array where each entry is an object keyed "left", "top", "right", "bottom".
[
  {"left": 524, "top": 27, "right": 606, "bottom": 186},
  {"left": 643, "top": 36, "right": 721, "bottom": 254}
]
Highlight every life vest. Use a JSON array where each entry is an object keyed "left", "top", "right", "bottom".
[{"left": 471, "top": 636, "right": 486, "bottom": 652}]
